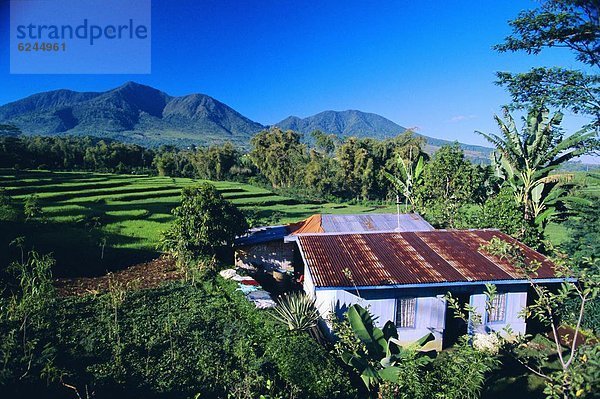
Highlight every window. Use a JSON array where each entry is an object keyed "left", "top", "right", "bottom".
[
  {"left": 487, "top": 293, "right": 507, "bottom": 322},
  {"left": 396, "top": 297, "right": 417, "bottom": 328}
]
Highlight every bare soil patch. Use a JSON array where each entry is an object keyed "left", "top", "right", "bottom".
[{"left": 55, "top": 256, "right": 182, "bottom": 296}]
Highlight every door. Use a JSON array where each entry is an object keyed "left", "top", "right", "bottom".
[{"left": 443, "top": 293, "right": 470, "bottom": 349}]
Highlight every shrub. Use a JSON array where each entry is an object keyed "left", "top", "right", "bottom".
[
  {"left": 1, "top": 277, "right": 358, "bottom": 398},
  {"left": 473, "top": 186, "right": 542, "bottom": 248},
  {"left": 264, "top": 332, "right": 357, "bottom": 398},
  {"left": 424, "top": 337, "right": 499, "bottom": 399}
]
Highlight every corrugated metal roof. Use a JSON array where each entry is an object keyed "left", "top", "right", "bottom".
[
  {"left": 234, "top": 225, "right": 289, "bottom": 246},
  {"left": 297, "top": 230, "right": 558, "bottom": 287},
  {"left": 288, "top": 214, "right": 324, "bottom": 234},
  {"left": 290, "top": 213, "right": 434, "bottom": 235},
  {"left": 238, "top": 213, "right": 434, "bottom": 246}
]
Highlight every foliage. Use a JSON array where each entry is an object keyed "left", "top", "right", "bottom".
[
  {"left": 478, "top": 107, "right": 597, "bottom": 230},
  {"left": 2, "top": 277, "right": 357, "bottom": 398},
  {"left": 264, "top": 332, "right": 353, "bottom": 398},
  {"left": 159, "top": 183, "right": 248, "bottom": 266},
  {"left": 561, "top": 175, "right": 600, "bottom": 263},
  {"left": 0, "top": 188, "right": 20, "bottom": 222},
  {"left": 339, "top": 304, "right": 435, "bottom": 394},
  {"left": 558, "top": 296, "right": 600, "bottom": 335},
  {"left": 270, "top": 291, "right": 320, "bottom": 332},
  {"left": 416, "top": 145, "right": 488, "bottom": 227},
  {"left": 335, "top": 132, "right": 426, "bottom": 201},
  {"left": 384, "top": 153, "right": 424, "bottom": 211},
  {"left": 482, "top": 238, "right": 600, "bottom": 399},
  {"left": 310, "top": 129, "right": 337, "bottom": 155},
  {"left": 249, "top": 127, "right": 308, "bottom": 189},
  {"left": 0, "top": 250, "right": 58, "bottom": 387},
  {"left": 0, "top": 135, "right": 155, "bottom": 173},
  {"left": 473, "top": 186, "right": 543, "bottom": 248},
  {"left": 423, "top": 337, "right": 500, "bottom": 399},
  {"left": 335, "top": 304, "right": 500, "bottom": 399},
  {"left": 24, "top": 194, "right": 43, "bottom": 221},
  {"left": 495, "top": 0, "right": 600, "bottom": 125}
]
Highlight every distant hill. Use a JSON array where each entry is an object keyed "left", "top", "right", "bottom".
[
  {"left": 0, "top": 82, "right": 493, "bottom": 161},
  {"left": 276, "top": 110, "right": 407, "bottom": 140},
  {"left": 275, "top": 110, "right": 493, "bottom": 163},
  {"left": 0, "top": 82, "right": 265, "bottom": 147}
]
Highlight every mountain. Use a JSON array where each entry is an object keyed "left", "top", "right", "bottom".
[
  {"left": 0, "top": 82, "right": 492, "bottom": 161},
  {"left": 275, "top": 110, "right": 493, "bottom": 162},
  {"left": 276, "top": 110, "right": 406, "bottom": 140},
  {"left": 0, "top": 82, "right": 265, "bottom": 146}
]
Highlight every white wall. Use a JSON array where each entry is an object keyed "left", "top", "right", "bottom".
[
  {"left": 469, "top": 291, "right": 528, "bottom": 338},
  {"left": 314, "top": 288, "right": 446, "bottom": 351}
]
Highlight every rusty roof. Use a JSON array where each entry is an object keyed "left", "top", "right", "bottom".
[
  {"left": 288, "top": 213, "right": 433, "bottom": 235},
  {"left": 297, "top": 230, "right": 558, "bottom": 288},
  {"left": 288, "top": 214, "right": 324, "bottom": 234}
]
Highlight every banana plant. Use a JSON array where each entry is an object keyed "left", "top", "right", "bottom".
[
  {"left": 340, "top": 304, "right": 435, "bottom": 392},
  {"left": 478, "top": 107, "right": 597, "bottom": 226},
  {"left": 383, "top": 154, "right": 424, "bottom": 212}
]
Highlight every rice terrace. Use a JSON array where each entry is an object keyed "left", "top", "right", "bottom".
[
  {"left": 1, "top": 0, "right": 600, "bottom": 398},
  {"left": 1, "top": 169, "right": 395, "bottom": 277}
]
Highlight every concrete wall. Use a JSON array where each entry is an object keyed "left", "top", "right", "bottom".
[{"left": 235, "top": 241, "right": 294, "bottom": 271}]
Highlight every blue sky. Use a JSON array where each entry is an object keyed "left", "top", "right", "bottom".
[{"left": 0, "top": 0, "right": 593, "bottom": 150}]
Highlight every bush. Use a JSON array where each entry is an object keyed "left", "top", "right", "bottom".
[
  {"left": 473, "top": 187, "right": 542, "bottom": 249},
  {"left": 424, "top": 338, "right": 499, "bottom": 399},
  {"left": 0, "top": 204, "right": 20, "bottom": 222},
  {"left": 2, "top": 277, "right": 358, "bottom": 399},
  {"left": 558, "top": 296, "right": 600, "bottom": 335},
  {"left": 265, "top": 332, "right": 356, "bottom": 398}
]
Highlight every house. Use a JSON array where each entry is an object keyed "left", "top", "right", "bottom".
[
  {"left": 234, "top": 213, "right": 433, "bottom": 272},
  {"left": 295, "top": 229, "right": 565, "bottom": 351}
]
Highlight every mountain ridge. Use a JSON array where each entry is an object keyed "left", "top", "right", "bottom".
[{"left": 0, "top": 82, "right": 492, "bottom": 160}]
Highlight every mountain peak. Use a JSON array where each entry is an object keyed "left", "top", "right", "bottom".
[
  {"left": 276, "top": 110, "right": 406, "bottom": 139},
  {"left": 0, "top": 83, "right": 265, "bottom": 145}
]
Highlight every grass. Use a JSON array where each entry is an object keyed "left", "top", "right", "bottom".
[
  {"left": 0, "top": 169, "right": 395, "bottom": 277},
  {"left": 3, "top": 169, "right": 595, "bottom": 277}
]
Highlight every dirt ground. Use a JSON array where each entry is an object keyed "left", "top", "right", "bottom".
[{"left": 54, "top": 256, "right": 182, "bottom": 296}]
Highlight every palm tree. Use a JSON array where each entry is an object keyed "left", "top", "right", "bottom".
[{"left": 477, "top": 107, "right": 597, "bottom": 228}]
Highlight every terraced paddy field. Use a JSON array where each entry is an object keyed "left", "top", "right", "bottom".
[{"left": 1, "top": 169, "right": 395, "bottom": 277}]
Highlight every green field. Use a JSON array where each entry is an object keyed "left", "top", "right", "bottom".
[
  {"left": 1, "top": 169, "right": 395, "bottom": 277},
  {"left": 545, "top": 171, "right": 599, "bottom": 244}
]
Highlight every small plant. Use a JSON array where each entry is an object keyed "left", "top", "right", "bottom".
[
  {"left": 340, "top": 304, "right": 435, "bottom": 393},
  {"left": 270, "top": 291, "right": 320, "bottom": 332},
  {"left": 24, "top": 194, "right": 43, "bottom": 221}
]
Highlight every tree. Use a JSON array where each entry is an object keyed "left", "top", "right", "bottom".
[
  {"left": 495, "top": 0, "right": 600, "bottom": 126},
  {"left": 416, "top": 145, "right": 484, "bottom": 227},
  {"left": 249, "top": 127, "right": 307, "bottom": 189},
  {"left": 474, "top": 186, "right": 543, "bottom": 248},
  {"left": 303, "top": 149, "right": 339, "bottom": 197},
  {"left": 339, "top": 304, "right": 435, "bottom": 395},
  {"left": 310, "top": 130, "right": 337, "bottom": 155},
  {"left": 477, "top": 107, "right": 597, "bottom": 230},
  {"left": 483, "top": 238, "right": 600, "bottom": 399},
  {"left": 562, "top": 173, "right": 600, "bottom": 264},
  {"left": 159, "top": 183, "right": 248, "bottom": 268}
]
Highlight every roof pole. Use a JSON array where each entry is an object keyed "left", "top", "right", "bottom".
[{"left": 396, "top": 193, "right": 401, "bottom": 231}]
